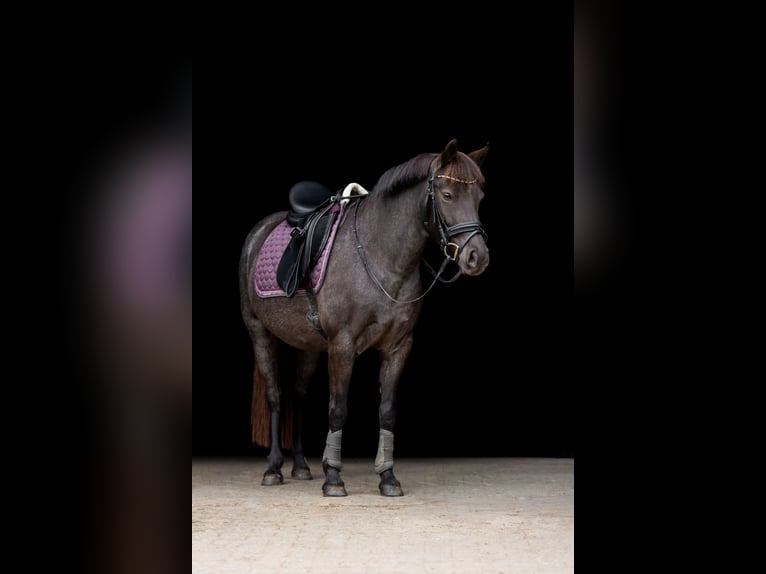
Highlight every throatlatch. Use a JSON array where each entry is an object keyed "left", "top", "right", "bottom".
[
  {"left": 374, "top": 429, "right": 395, "bottom": 474},
  {"left": 323, "top": 429, "right": 343, "bottom": 470}
]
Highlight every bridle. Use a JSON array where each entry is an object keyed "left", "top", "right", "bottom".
[
  {"left": 424, "top": 171, "right": 488, "bottom": 262},
  {"left": 352, "top": 165, "right": 488, "bottom": 304}
]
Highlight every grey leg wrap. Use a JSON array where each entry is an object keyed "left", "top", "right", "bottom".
[
  {"left": 322, "top": 429, "right": 343, "bottom": 470},
  {"left": 374, "top": 429, "right": 395, "bottom": 474}
]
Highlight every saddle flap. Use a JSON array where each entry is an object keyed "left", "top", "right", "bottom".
[{"left": 277, "top": 208, "right": 338, "bottom": 297}]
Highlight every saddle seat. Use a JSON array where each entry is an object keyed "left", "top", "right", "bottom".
[{"left": 286, "top": 181, "right": 333, "bottom": 228}]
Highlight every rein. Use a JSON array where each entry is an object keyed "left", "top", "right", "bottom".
[
  {"left": 352, "top": 169, "right": 487, "bottom": 304},
  {"left": 353, "top": 198, "right": 452, "bottom": 304}
]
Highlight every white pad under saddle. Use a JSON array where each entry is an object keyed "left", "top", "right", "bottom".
[{"left": 341, "top": 182, "right": 369, "bottom": 206}]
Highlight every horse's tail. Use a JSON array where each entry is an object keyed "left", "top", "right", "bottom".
[{"left": 251, "top": 364, "right": 294, "bottom": 450}]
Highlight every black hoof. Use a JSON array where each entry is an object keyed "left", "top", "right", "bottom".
[
  {"left": 261, "top": 471, "right": 284, "bottom": 486},
  {"left": 291, "top": 466, "right": 313, "bottom": 480},
  {"left": 322, "top": 482, "right": 347, "bottom": 497},
  {"left": 379, "top": 479, "right": 404, "bottom": 497}
]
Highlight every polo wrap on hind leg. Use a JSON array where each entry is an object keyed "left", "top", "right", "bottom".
[
  {"left": 374, "top": 429, "right": 395, "bottom": 474},
  {"left": 322, "top": 429, "right": 343, "bottom": 470}
]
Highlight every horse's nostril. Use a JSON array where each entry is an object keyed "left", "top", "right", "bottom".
[{"left": 467, "top": 249, "right": 478, "bottom": 267}]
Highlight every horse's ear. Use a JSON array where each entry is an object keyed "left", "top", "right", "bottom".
[
  {"left": 468, "top": 143, "right": 490, "bottom": 167},
  {"left": 438, "top": 138, "right": 460, "bottom": 166}
]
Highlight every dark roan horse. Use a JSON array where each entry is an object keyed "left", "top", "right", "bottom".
[{"left": 239, "top": 139, "right": 489, "bottom": 496}]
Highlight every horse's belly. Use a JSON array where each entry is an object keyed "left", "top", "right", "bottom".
[{"left": 252, "top": 296, "right": 328, "bottom": 352}]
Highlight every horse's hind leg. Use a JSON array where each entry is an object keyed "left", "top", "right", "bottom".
[
  {"left": 291, "top": 350, "right": 320, "bottom": 480},
  {"left": 245, "top": 315, "right": 285, "bottom": 485}
]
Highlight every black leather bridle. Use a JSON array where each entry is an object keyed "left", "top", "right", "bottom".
[
  {"left": 424, "top": 171, "right": 488, "bottom": 261},
  {"left": 352, "top": 168, "right": 488, "bottom": 304}
]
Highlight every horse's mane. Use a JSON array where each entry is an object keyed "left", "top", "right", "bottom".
[
  {"left": 372, "top": 151, "right": 485, "bottom": 195},
  {"left": 372, "top": 153, "right": 435, "bottom": 195}
]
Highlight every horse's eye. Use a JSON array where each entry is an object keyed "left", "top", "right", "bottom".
[{"left": 441, "top": 191, "right": 452, "bottom": 201}]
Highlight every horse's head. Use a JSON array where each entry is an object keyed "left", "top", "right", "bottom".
[{"left": 429, "top": 139, "right": 490, "bottom": 276}]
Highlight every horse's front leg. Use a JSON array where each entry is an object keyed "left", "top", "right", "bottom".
[
  {"left": 376, "top": 336, "right": 413, "bottom": 497},
  {"left": 322, "top": 342, "right": 354, "bottom": 497}
]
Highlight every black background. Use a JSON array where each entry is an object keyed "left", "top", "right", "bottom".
[{"left": 195, "top": 16, "right": 575, "bottom": 459}]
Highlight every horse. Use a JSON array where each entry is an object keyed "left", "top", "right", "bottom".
[{"left": 239, "top": 139, "right": 489, "bottom": 496}]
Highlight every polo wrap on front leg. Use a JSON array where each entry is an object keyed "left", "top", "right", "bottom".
[
  {"left": 374, "top": 429, "right": 395, "bottom": 474},
  {"left": 322, "top": 429, "right": 343, "bottom": 470}
]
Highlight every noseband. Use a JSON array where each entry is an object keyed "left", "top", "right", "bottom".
[{"left": 424, "top": 172, "right": 488, "bottom": 261}]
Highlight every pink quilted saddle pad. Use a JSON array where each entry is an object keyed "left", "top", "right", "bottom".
[{"left": 254, "top": 206, "right": 343, "bottom": 298}]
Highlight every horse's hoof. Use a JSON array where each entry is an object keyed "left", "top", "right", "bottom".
[
  {"left": 261, "top": 472, "right": 284, "bottom": 486},
  {"left": 291, "top": 467, "right": 313, "bottom": 480},
  {"left": 322, "top": 482, "right": 347, "bottom": 497},
  {"left": 379, "top": 480, "right": 404, "bottom": 497}
]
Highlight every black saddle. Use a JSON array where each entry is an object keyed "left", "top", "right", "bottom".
[
  {"left": 277, "top": 181, "right": 339, "bottom": 297},
  {"left": 286, "top": 181, "right": 333, "bottom": 227}
]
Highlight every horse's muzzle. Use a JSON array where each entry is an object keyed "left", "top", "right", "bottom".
[{"left": 458, "top": 238, "right": 489, "bottom": 276}]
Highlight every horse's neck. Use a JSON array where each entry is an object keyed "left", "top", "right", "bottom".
[{"left": 358, "top": 184, "right": 429, "bottom": 278}]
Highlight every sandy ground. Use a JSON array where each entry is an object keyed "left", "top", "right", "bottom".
[{"left": 192, "top": 458, "right": 574, "bottom": 573}]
